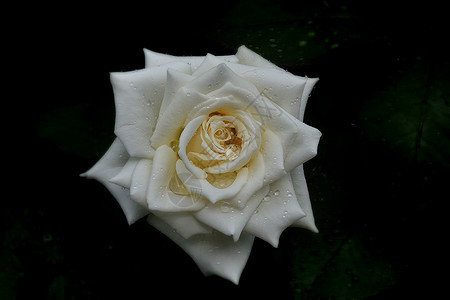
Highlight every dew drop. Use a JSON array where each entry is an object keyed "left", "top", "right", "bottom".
[
  {"left": 287, "top": 191, "right": 293, "bottom": 198},
  {"left": 220, "top": 202, "right": 233, "bottom": 213},
  {"left": 263, "top": 195, "right": 271, "bottom": 202},
  {"left": 273, "top": 190, "right": 280, "bottom": 196}
]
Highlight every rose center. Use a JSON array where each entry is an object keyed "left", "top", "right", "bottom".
[{"left": 202, "top": 113, "right": 243, "bottom": 161}]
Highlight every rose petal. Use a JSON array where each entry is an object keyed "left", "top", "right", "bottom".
[
  {"left": 176, "top": 159, "right": 249, "bottom": 204},
  {"left": 81, "top": 139, "right": 148, "bottom": 225},
  {"left": 235, "top": 85, "right": 322, "bottom": 172},
  {"left": 260, "top": 129, "right": 286, "bottom": 184},
  {"left": 144, "top": 48, "right": 238, "bottom": 71},
  {"left": 159, "top": 69, "right": 194, "bottom": 117},
  {"left": 244, "top": 174, "right": 305, "bottom": 247},
  {"left": 129, "top": 158, "right": 153, "bottom": 208},
  {"left": 236, "top": 45, "right": 283, "bottom": 70},
  {"left": 151, "top": 64, "right": 263, "bottom": 150},
  {"left": 109, "top": 157, "right": 140, "bottom": 188},
  {"left": 298, "top": 77, "right": 319, "bottom": 122},
  {"left": 186, "top": 63, "right": 260, "bottom": 97},
  {"left": 290, "top": 165, "right": 318, "bottom": 232},
  {"left": 147, "top": 213, "right": 255, "bottom": 284},
  {"left": 146, "top": 145, "right": 207, "bottom": 212},
  {"left": 226, "top": 152, "right": 265, "bottom": 209},
  {"left": 151, "top": 211, "right": 212, "bottom": 239},
  {"left": 177, "top": 115, "right": 208, "bottom": 179},
  {"left": 111, "top": 62, "right": 191, "bottom": 158},
  {"left": 150, "top": 89, "right": 209, "bottom": 149},
  {"left": 191, "top": 54, "right": 234, "bottom": 77},
  {"left": 240, "top": 68, "right": 308, "bottom": 117},
  {"left": 194, "top": 184, "right": 269, "bottom": 241},
  {"left": 282, "top": 122, "right": 322, "bottom": 172}
]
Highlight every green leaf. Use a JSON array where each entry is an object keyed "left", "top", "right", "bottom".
[
  {"left": 290, "top": 233, "right": 395, "bottom": 299},
  {"left": 360, "top": 59, "right": 450, "bottom": 167}
]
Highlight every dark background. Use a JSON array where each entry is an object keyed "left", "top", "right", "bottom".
[{"left": 3, "top": 0, "right": 449, "bottom": 298}]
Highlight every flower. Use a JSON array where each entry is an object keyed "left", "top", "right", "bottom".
[{"left": 82, "top": 46, "right": 321, "bottom": 284}]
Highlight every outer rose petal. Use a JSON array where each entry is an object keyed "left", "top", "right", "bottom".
[
  {"left": 109, "top": 157, "right": 140, "bottom": 188},
  {"left": 159, "top": 69, "right": 194, "bottom": 118},
  {"left": 290, "top": 165, "right": 318, "bottom": 232},
  {"left": 81, "top": 139, "right": 148, "bottom": 224},
  {"left": 129, "top": 158, "right": 153, "bottom": 208},
  {"left": 236, "top": 45, "right": 284, "bottom": 70},
  {"left": 298, "top": 77, "right": 319, "bottom": 121},
  {"left": 244, "top": 174, "right": 305, "bottom": 247},
  {"left": 147, "top": 214, "right": 254, "bottom": 284},
  {"left": 144, "top": 48, "right": 238, "bottom": 71},
  {"left": 111, "top": 62, "right": 191, "bottom": 158},
  {"left": 152, "top": 211, "right": 212, "bottom": 239},
  {"left": 147, "top": 145, "right": 207, "bottom": 212},
  {"left": 194, "top": 184, "right": 269, "bottom": 241},
  {"left": 239, "top": 68, "right": 309, "bottom": 117}
]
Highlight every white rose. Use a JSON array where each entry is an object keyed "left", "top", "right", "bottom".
[{"left": 82, "top": 46, "right": 321, "bottom": 284}]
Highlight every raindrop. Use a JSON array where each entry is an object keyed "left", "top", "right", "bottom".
[
  {"left": 282, "top": 210, "right": 288, "bottom": 218},
  {"left": 220, "top": 202, "right": 233, "bottom": 213},
  {"left": 273, "top": 190, "right": 280, "bottom": 196},
  {"left": 286, "top": 191, "right": 293, "bottom": 198},
  {"left": 263, "top": 195, "right": 271, "bottom": 202}
]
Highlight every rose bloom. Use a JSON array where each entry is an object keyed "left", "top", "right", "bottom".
[{"left": 83, "top": 46, "right": 321, "bottom": 284}]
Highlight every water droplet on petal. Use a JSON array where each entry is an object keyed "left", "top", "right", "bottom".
[
  {"left": 263, "top": 195, "right": 271, "bottom": 202},
  {"left": 273, "top": 190, "right": 280, "bottom": 196},
  {"left": 220, "top": 202, "right": 233, "bottom": 213}
]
